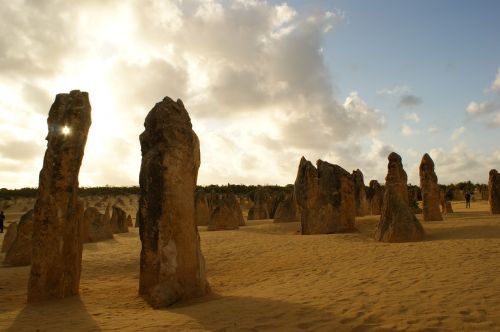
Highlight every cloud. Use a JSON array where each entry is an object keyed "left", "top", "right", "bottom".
[
  {"left": 429, "top": 142, "right": 500, "bottom": 184},
  {"left": 466, "top": 101, "right": 497, "bottom": 116},
  {"left": 451, "top": 126, "right": 465, "bottom": 140},
  {"left": 2, "top": 0, "right": 386, "bottom": 188},
  {"left": 465, "top": 67, "right": 500, "bottom": 128},
  {"left": 491, "top": 67, "right": 500, "bottom": 93},
  {"left": 398, "top": 94, "right": 422, "bottom": 108},
  {"left": 427, "top": 125, "right": 439, "bottom": 133},
  {"left": 401, "top": 124, "right": 417, "bottom": 137},
  {"left": 403, "top": 112, "right": 420, "bottom": 123},
  {"left": 376, "top": 85, "right": 410, "bottom": 96}
]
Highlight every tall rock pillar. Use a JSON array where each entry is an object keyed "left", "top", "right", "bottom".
[
  {"left": 28, "top": 90, "right": 91, "bottom": 302},
  {"left": 138, "top": 97, "right": 209, "bottom": 308}
]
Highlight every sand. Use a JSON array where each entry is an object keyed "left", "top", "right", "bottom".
[{"left": 0, "top": 198, "right": 499, "bottom": 331}]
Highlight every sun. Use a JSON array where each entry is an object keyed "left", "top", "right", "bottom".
[{"left": 62, "top": 126, "right": 71, "bottom": 136}]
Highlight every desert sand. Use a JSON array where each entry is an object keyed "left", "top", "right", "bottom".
[{"left": 0, "top": 198, "right": 499, "bottom": 331}]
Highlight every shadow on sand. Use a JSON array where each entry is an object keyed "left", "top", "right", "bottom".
[
  {"left": 165, "top": 293, "right": 366, "bottom": 331},
  {"left": 6, "top": 297, "right": 101, "bottom": 332},
  {"left": 427, "top": 223, "right": 500, "bottom": 241}
]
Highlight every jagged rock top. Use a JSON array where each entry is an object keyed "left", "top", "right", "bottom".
[
  {"left": 140, "top": 97, "right": 193, "bottom": 153},
  {"left": 48, "top": 90, "right": 91, "bottom": 142},
  {"left": 420, "top": 153, "right": 434, "bottom": 168}
]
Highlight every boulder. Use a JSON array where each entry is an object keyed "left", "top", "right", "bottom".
[
  {"left": 1, "top": 221, "right": 18, "bottom": 253},
  {"left": 110, "top": 206, "right": 129, "bottom": 234},
  {"left": 4, "top": 210, "right": 34, "bottom": 266},
  {"left": 419, "top": 153, "right": 443, "bottom": 221},
  {"left": 207, "top": 192, "right": 244, "bottom": 230},
  {"left": 489, "top": 169, "right": 500, "bottom": 214},
  {"left": 81, "top": 207, "right": 113, "bottom": 243},
  {"left": 195, "top": 189, "right": 211, "bottom": 226},
  {"left": 28, "top": 90, "right": 91, "bottom": 302},
  {"left": 374, "top": 152, "right": 425, "bottom": 242},
  {"left": 294, "top": 157, "right": 356, "bottom": 234},
  {"left": 138, "top": 97, "right": 209, "bottom": 308},
  {"left": 273, "top": 193, "right": 299, "bottom": 223}
]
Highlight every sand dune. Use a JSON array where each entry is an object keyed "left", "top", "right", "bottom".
[{"left": 0, "top": 199, "right": 499, "bottom": 331}]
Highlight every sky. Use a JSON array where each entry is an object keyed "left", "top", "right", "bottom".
[{"left": 0, "top": 0, "right": 499, "bottom": 189}]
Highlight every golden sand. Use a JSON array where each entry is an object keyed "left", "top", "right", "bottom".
[{"left": 0, "top": 199, "right": 499, "bottom": 331}]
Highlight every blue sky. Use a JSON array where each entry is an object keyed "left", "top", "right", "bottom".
[{"left": 0, "top": 0, "right": 498, "bottom": 188}]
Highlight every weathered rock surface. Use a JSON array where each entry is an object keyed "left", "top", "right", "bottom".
[
  {"left": 368, "top": 180, "right": 383, "bottom": 215},
  {"left": 110, "top": 205, "right": 129, "bottom": 234},
  {"left": 195, "top": 189, "right": 211, "bottom": 226},
  {"left": 352, "top": 169, "right": 369, "bottom": 217},
  {"left": 1, "top": 221, "right": 18, "bottom": 253},
  {"left": 273, "top": 192, "right": 299, "bottom": 223},
  {"left": 4, "top": 210, "right": 34, "bottom": 266},
  {"left": 419, "top": 153, "right": 443, "bottom": 221},
  {"left": 439, "top": 187, "right": 454, "bottom": 214},
  {"left": 247, "top": 189, "right": 270, "bottom": 220},
  {"left": 28, "top": 90, "right": 91, "bottom": 302},
  {"left": 127, "top": 215, "right": 133, "bottom": 227},
  {"left": 207, "top": 192, "right": 244, "bottom": 230},
  {"left": 294, "top": 157, "right": 356, "bottom": 234},
  {"left": 489, "top": 169, "right": 500, "bottom": 214},
  {"left": 226, "top": 191, "right": 246, "bottom": 226},
  {"left": 374, "top": 152, "right": 425, "bottom": 242},
  {"left": 266, "top": 192, "right": 284, "bottom": 219},
  {"left": 138, "top": 97, "right": 209, "bottom": 308},
  {"left": 81, "top": 207, "right": 113, "bottom": 243}
]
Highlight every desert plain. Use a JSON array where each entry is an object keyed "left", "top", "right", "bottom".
[{"left": 0, "top": 196, "right": 498, "bottom": 332}]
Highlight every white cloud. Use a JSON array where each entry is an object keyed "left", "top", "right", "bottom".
[
  {"left": 466, "top": 67, "right": 500, "bottom": 128},
  {"left": 466, "top": 101, "right": 497, "bottom": 115},
  {"left": 401, "top": 124, "right": 415, "bottom": 136},
  {"left": 376, "top": 85, "right": 410, "bottom": 96},
  {"left": 0, "top": 0, "right": 388, "bottom": 188},
  {"left": 403, "top": 112, "right": 420, "bottom": 123},
  {"left": 492, "top": 67, "right": 500, "bottom": 93},
  {"left": 451, "top": 126, "right": 465, "bottom": 140},
  {"left": 427, "top": 125, "right": 439, "bottom": 133}
]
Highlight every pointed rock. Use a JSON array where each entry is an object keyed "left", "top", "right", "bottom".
[
  {"left": 374, "top": 152, "right": 425, "bottom": 242},
  {"left": 138, "top": 97, "right": 209, "bottom": 308},
  {"left": 419, "top": 153, "right": 443, "bottom": 221}
]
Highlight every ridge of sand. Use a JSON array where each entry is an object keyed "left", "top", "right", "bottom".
[{"left": 0, "top": 199, "right": 499, "bottom": 331}]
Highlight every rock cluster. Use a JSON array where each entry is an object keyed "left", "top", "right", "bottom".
[
  {"left": 207, "top": 191, "right": 244, "bottom": 230},
  {"left": 294, "top": 157, "right": 356, "bottom": 234},
  {"left": 138, "top": 97, "right": 209, "bottom": 308},
  {"left": 419, "top": 153, "right": 443, "bottom": 221},
  {"left": 489, "top": 169, "right": 500, "bottom": 214},
  {"left": 28, "top": 90, "right": 91, "bottom": 302},
  {"left": 374, "top": 152, "right": 425, "bottom": 242},
  {"left": 247, "top": 189, "right": 270, "bottom": 220}
]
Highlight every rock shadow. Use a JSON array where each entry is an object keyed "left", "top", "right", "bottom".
[
  {"left": 427, "top": 224, "right": 500, "bottom": 241},
  {"left": 6, "top": 297, "right": 100, "bottom": 331},
  {"left": 166, "top": 293, "right": 346, "bottom": 331}
]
